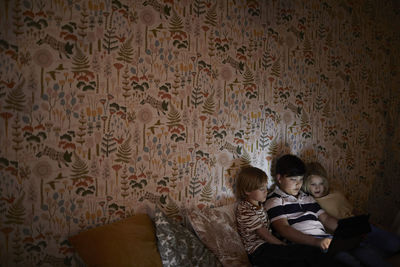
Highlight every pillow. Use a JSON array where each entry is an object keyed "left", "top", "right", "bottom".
[
  {"left": 188, "top": 203, "right": 251, "bottom": 267},
  {"left": 69, "top": 213, "right": 162, "bottom": 267},
  {"left": 154, "top": 208, "right": 221, "bottom": 267}
]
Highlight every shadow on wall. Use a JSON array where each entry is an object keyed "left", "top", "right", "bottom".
[
  {"left": 368, "top": 107, "right": 400, "bottom": 228},
  {"left": 224, "top": 141, "right": 296, "bottom": 194}
]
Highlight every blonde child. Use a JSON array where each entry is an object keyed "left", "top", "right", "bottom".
[
  {"left": 303, "top": 161, "right": 400, "bottom": 260},
  {"left": 235, "top": 166, "right": 332, "bottom": 267},
  {"left": 303, "top": 162, "right": 353, "bottom": 219},
  {"left": 266, "top": 154, "right": 392, "bottom": 267}
]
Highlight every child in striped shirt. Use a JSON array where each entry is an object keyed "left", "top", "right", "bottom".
[
  {"left": 235, "top": 166, "right": 331, "bottom": 267},
  {"left": 265, "top": 154, "right": 391, "bottom": 267}
]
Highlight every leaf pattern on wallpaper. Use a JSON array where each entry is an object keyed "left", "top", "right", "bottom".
[{"left": 5, "top": 193, "right": 26, "bottom": 225}]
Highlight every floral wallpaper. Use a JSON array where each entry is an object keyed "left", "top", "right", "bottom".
[{"left": 0, "top": 0, "right": 399, "bottom": 265}]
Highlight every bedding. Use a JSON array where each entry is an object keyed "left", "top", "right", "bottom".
[
  {"left": 188, "top": 203, "right": 252, "bottom": 267},
  {"left": 154, "top": 208, "right": 221, "bottom": 266},
  {"left": 69, "top": 203, "right": 250, "bottom": 267}
]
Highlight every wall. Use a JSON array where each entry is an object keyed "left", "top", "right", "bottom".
[
  {"left": 368, "top": 53, "right": 400, "bottom": 229},
  {"left": 0, "top": 0, "right": 399, "bottom": 265}
]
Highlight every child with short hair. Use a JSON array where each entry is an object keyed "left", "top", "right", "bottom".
[
  {"left": 303, "top": 161, "right": 400, "bottom": 259},
  {"left": 265, "top": 155, "right": 336, "bottom": 248},
  {"left": 265, "top": 154, "right": 392, "bottom": 267},
  {"left": 235, "top": 166, "right": 331, "bottom": 267}
]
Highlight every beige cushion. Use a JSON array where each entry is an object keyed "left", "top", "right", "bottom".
[
  {"left": 69, "top": 213, "right": 162, "bottom": 267},
  {"left": 188, "top": 203, "right": 251, "bottom": 267}
]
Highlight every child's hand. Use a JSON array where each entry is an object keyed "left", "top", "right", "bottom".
[{"left": 318, "top": 237, "right": 332, "bottom": 251}]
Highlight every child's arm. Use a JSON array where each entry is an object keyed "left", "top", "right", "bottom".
[
  {"left": 255, "top": 227, "right": 286, "bottom": 245},
  {"left": 319, "top": 212, "right": 338, "bottom": 233},
  {"left": 271, "top": 218, "right": 331, "bottom": 250}
]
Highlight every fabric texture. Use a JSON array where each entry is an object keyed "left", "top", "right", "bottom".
[
  {"left": 249, "top": 242, "right": 333, "bottom": 267},
  {"left": 265, "top": 187, "right": 327, "bottom": 236},
  {"left": 236, "top": 200, "right": 269, "bottom": 254},
  {"left": 188, "top": 203, "right": 252, "bottom": 267},
  {"left": 315, "top": 191, "right": 354, "bottom": 219},
  {"left": 69, "top": 213, "right": 162, "bottom": 267},
  {"left": 154, "top": 208, "right": 221, "bottom": 267}
]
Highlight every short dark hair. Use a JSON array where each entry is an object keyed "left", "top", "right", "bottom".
[
  {"left": 275, "top": 154, "right": 306, "bottom": 177},
  {"left": 236, "top": 167, "right": 268, "bottom": 200}
]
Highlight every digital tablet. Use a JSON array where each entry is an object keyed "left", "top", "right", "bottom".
[{"left": 327, "top": 214, "right": 371, "bottom": 256}]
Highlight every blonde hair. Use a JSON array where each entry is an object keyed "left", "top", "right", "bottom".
[
  {"left": 236, "top": 167, "right": 268, "bottom": 200},
  {"left": 303, "top": 162, "right": 330, "bottom": 195}
]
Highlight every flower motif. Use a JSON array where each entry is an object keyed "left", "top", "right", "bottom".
[
  {"left": 32, "top": 160, "right": 52, "bottom": 179},
  {"left": 282, "top": 111, "right": 293, "bottom": 125},
  {"left": 217, "top": 152, "right": 231, "bottom": 168},
  {"left": 331, "top": 146, "right": 339, "bottom": 159},
  {"left": 137, "top": 106, "right": 153, "bottom": 124},
  {"left": 220, "top": 66, "right": 233, "bottom": 81},
  {"left": 333, "top": 78, "right": 342, "bottom": 90},
  {"left": 139, "top": 8, "right": 156, "bottom": 26},
  {"left": 285, "top": 34, "right": 295, "bottom": 48},
  {"left": 33, "top": 48, "right": 53, "bottom": 68}
]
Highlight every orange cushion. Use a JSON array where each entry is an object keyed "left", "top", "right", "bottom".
[{"left": 69, "top": 213, "right": 162, "bottom": 267}]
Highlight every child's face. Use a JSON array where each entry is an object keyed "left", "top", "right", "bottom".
[
  {"left": 246, "top": 182, "right": 268, "bottom": 206},
  {"left": 277, "top": 175, "right": 303, "bottom": 197},
  {"left": 308, "top": 175, "right": 326, "bottom": 198}
]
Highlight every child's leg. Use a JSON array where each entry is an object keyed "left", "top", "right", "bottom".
[
  {"left": 249, "top": 243, "right": 307, "bottom": 267},
  {"left": 334, "top": 251, "right": 362, "bottom": 267},
  {"left": 249, "top": 243, "right": 332, "bottom": 267},
  {"left": 351, "top": 242, "right": 392, "bottom": 267},
  {"left": 366, "top": 224, "right": 400, "bottom": 256}
]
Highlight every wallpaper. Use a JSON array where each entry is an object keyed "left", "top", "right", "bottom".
[{"left": 0, "top": 0, "right": 399, "bottom": 265}]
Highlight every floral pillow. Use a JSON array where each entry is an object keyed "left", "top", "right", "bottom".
[
  {"left": 154, "top": 209, "right": 221, "bottom": 267},
  {"left": 188, "top": 203, "right": 251, "bottom": 267}
]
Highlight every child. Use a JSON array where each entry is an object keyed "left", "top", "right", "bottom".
[
  {"left": 265, "top": 154, "right": 392, "bottom": 267},
  {"left": 303, "top": 161, "right": 400, "bottom": 259},
  {"left": 302, "top": 161, "right": 355, "bottom": 219},
  {"left": 235, "top": 166, "right": 332, "bottom": 267}
]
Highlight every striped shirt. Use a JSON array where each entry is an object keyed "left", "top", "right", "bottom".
[
  {"left": 236, "top": 200, "right": 270, "bottom": 254},
  {"left": 265, "top": 187, "right": 328, "bottom": 236}
]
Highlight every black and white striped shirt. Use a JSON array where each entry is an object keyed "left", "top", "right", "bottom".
[{"left": 265, "top": 187, "right": 328, "bottom": 236}]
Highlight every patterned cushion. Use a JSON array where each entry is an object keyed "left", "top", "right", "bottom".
[
  {"left": 154, "top": 209, "right": 221, "bottom": 267},
  {"left": 188, "top": 203, "right": 252, "bottom": 267}
]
